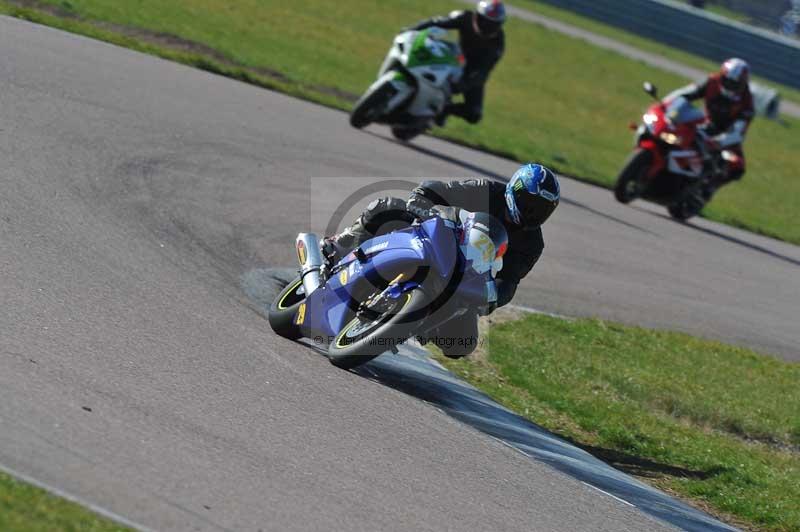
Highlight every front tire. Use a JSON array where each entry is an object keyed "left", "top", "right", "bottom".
[
  {"left": 328, "top": 288, "right": 428, "bottom": 370},
  {"left": 391, "top": 125, "right": 425, "bottom": 142},
  {"left": 350, "top": 81, "right": 397, "bottom": 129},
  {"left": 614, "top": 149, "right": 653, "bottom": 204},
  {"left": 268, "top": 276, "right": 306, "bottom": 340},
  {"left": 667, "top": 196, "right": 703, "bottom": 222}
]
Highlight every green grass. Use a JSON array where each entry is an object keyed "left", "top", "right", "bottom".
[
  {"left": 704, "top": 4, "right": 753, "bottom": 25},
  {"left": 0, "top": 470, "right": 131, "bottom": 531},
  {"left": 1, "top": 0, "right": 799, "bottom": 245},
  {"left": 439, "top": 314, "right": 800, "bottom": 531}
]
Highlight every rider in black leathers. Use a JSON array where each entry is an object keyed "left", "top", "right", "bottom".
[
  {"left": 323, "top": 164, "right": 560, "bottom": 358},
  {"left": 409, "top": 1, "right": 506, "bottom": 125}
]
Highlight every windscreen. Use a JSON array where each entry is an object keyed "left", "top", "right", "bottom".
[{"left": 665, "top": 97, "right": 705, "bottom": 125}]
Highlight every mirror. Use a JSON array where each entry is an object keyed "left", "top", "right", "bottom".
[{"left": 643, "top": 81, "right": 658, "bottom": 98}]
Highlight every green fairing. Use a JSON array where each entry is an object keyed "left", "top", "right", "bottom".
[{"left": 406, "top": 30, "right": 459, "bottom": 68}]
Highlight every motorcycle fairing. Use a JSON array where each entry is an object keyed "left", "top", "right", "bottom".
[
  {"left": 667, "top": 150, "right": 704, "bottom": 177},
  {"left": 374, "top": 29, "right": 463, "bottom": 120},
  {"left": 297, "top": 227, "right": 432, "bottom": 340},
  {"left": 295, "top": 215, "right": 497, "bottom": 343}
]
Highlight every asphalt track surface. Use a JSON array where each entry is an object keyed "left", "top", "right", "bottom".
[{"left": 0, "top": 14, "right": 796, "bottom": 531}]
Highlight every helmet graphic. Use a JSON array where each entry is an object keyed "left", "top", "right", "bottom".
[
  {"left": 505, "top": 163, "right": 560, "bottom": 227},
  {"left": 720, "top": 58, "right": 750, "bottom": 98},
  {"left": 475, "top": 1, "right": 506, "bottom": 36}
]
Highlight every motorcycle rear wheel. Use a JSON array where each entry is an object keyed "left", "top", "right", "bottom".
[
  {"left": 268, "top": 276, "right": 306, "bottom": 340},
  {"left": 614, "top": 149, "right": 653, "bottom": 204},
  {"left": 350, "top": 81, "right": 397, "bottom": 129},
  {"left": 328, "top": 288, "right": 428, "bottom": 370}
]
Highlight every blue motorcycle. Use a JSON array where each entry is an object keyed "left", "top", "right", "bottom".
[{"left": 268, "top": 209, "right": 508, "bottom": 369}]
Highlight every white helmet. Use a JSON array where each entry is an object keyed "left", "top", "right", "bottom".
[
  {"left": 475, "top": 1, "right": 506, "bottom": 36},
  {"left": 720, "top": 58, "right": 750, "bottom": 99}
]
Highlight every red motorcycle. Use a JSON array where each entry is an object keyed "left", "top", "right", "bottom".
[{"left": 615, "top": 82, "right": 718, "bottom": 220}]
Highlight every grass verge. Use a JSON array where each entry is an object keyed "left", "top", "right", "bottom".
[
  {"left": 1, "top": 0, "right": 799, "bottom": 245},
  {"left": 436, "top": 312, "right": 800, "bottom": 531},
  {"left": 0, "top": 469, "right": 131, "bottom": 531}
]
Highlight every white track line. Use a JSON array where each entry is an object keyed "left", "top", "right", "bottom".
[
  {"left": 506, "top": 304, "right": 571, "bottom": 319},
  {"left": 0, "top": 462, "right": 154, "bottom": 532},
  {"left": 581, "top": 481, "right": 636, "bottom": 508}
]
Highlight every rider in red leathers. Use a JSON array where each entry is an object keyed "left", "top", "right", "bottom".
[{"left": 666, "top": 58, "right": 754, "bottom": 196}]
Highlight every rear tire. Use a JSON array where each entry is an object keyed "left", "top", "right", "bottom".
[
  {"left": 350, "top": 81, "right": 397, "bottom": 129},
  {"left": 614, "top": 149, "right": 653, "bottom": 204},
  {"left": 268, "top": 276, "right": 306, "bottom": 340},
  {"left": 328, "top": 288, "right": 428, "bottom": 370}
]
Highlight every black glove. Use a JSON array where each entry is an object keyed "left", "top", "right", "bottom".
[{"left": 406, "top": 195, "right": 436, "bottom": 220}]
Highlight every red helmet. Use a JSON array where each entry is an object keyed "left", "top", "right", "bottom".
[
  {"left": 720, "top": 58, "right": 750, "bottom": 98},
  {"left": 475, "top": 1, "right": 506, "bottom": 36}
]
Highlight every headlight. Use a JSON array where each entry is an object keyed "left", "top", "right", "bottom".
[{"left": 659, "top": 132, "right": 682, "bottom": 145}]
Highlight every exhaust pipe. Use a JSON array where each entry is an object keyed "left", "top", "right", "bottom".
[{"left": 296, "top": 233, "right": 323, "bottom": 296}]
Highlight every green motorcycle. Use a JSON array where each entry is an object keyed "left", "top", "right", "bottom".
[{"left": 350, "top": 28, "right": 464, "bottom": 142}]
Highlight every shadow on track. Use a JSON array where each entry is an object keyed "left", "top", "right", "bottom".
[
  {"left": 632, "top": 205, "right": 800, "bottom": 268},
  {"left": 366, "top": 130, "right": 658, "bottom": 237}
]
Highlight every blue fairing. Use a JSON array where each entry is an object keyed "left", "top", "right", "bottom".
[
  {"left": 298, "top": 226, "right": 430, "bottom": 339},
  {"left": 297, "top": 215, "right": 492, "bottom": 341},
  {"left": 419, "top": 216, "right": 459, "bottom": 280}
]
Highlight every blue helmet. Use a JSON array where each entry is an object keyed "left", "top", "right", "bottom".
[{"left": 505, "top": 164, "right": 560, "bottom": 227}]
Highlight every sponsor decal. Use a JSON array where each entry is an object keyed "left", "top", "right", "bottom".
[
  {"left": 295, "top": 303, "right": 306, "bottom": 325},
  {"left": 348, "top": 261, "right": 360, "bottom": 277},
  {"left": 410, "top": 237, "right": 424, "bottom": 250},
  {"left": 364, "top": 241, "right": 389, "bottom": 254},
  {"left": 339, "top": 269, "right": 349, "bottom": 285},
  {"left": 539, "top": 189, "right": 558, "bottom": 202},
  {"left": 474, "top": 233, "right": 494, "bottom": 263},
  {"left": 297, "top": 241, "right": 306, "bottom": 265}
]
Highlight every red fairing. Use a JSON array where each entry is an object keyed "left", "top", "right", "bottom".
[
  {"left": 637, "top": 139, "right": 665, "bottom": 177},
  {"left": 635, "top": 100, "right": 704, "bottom": 178}
]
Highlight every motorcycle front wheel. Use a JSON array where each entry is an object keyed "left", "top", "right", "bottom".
[
  {"left": 268, "top": 276, "right": 306, "bottom": 340},
  {"left": 328, "top": 288, "right": 428, "bottom": 370},
  {"left": 667, "top": 197, "right": 703, "bottom": 222},
  {"left": 350, "top": 81, "right": 397, "bottom": 129},
  {"left": 391, "top": 125, "right": 426, "bottom": 142},
  {"left": 614, "top": 149, "right": 653, "bottom": 204}
]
